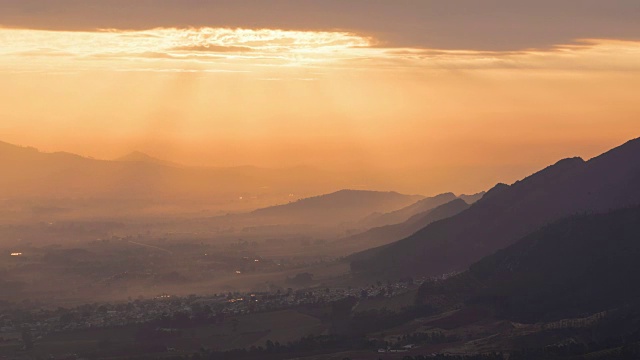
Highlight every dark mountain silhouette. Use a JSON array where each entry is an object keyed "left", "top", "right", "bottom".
[
  {"left": 359, "top": 192, "right": 458, "bottom": 228},
  {"left": 350, "top": 137, "right": 640, "bottom": 278},
  {"left": 336, "top": 198, "right": 470, "bottom": 253},
  {"left": 478, "top": 182, "right": 510, "bottom": 202},
  {"left": 250, "top": 189, "right": 423, "bottom": 225},
  {"left": 417, "top": 205, "right": 640, "bottom": 323}
]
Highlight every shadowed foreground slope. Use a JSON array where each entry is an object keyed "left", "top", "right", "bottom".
[{"left": 417, "top": 205, "right": 640, "bottom": 323}]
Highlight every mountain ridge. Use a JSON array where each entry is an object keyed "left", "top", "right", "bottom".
[
  {"left": 335, "top": 198, "right": 470, "bottom": 253},
  {"left": 358, "top": 192, "right": 458, "bottom": 228},
  {"left": 350, "top": 137, "right": 640, "bottom": 278}
]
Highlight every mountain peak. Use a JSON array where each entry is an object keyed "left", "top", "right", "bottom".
[
  {"left": 115, "top": 151, "right": 180, "bottom": 167},
  {"left": 479, "top": 183, "right": 510, "bottom": 202},
  {"left": 117, "top": 151, "right": 155, "bottom": 161},
  {"left": 458, "top": 191, "right": 486, "bottom": 204}
]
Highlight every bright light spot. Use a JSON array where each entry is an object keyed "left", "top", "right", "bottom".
[{"left": 10, "top": 252, "right": 22, "bottom": 256}]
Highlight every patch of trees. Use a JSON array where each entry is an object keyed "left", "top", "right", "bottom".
[
  {"left": 139, "top": 306, "right": 225, "bottom": 329},
  {"left": 285, "top": 272, "right": 314, "bottom": 286},
  {"left": 349, "top": 305, "right": 436, "bottom": 335},
  {"left": 508, "top": 341, "right": 640, "bottom": 360},
  {"left": 501, "top": 304, "right": 640, "bottom": 359},
  {"left": 384, "top": 355, "right": 505, "bottom": 360},
  {"left": 393, "top": 331, "right": 460, "bottom": 347},
  {"left": 192, "top": 335, "right": 373, "bottom": 360},
  {"left": 365, "top": 331, "right": 460, "bottom": 353}
]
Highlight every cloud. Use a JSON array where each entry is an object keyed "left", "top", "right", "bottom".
[
  {"left": 1, "top": 27, "right": 640, "bottom": 75},
  {"left": 0, "top": 0, "right": 639, "bottom": 51},
  {"left": 172, "top": 45, "right": 255, "bottom": 53},
  {"left": 13, "top": 48, "right": 75, "bottom": 57},
  {"left": 0, "top": 27, "right": 374, "bottom": 71}
]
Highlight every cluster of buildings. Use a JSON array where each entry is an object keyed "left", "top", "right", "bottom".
[{"left": 0, "top": 279, "right": 424, "bottom": 343}]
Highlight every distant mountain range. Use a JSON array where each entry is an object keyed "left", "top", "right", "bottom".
[
  {"left": 1, "top": 140, "right": 451, "bottom": 225},
  {"left": 350, "top": 137, "right": 640, "bottom": 278},
  {"left": 0, "top": 140, "right": 408, "bottom": 213}
]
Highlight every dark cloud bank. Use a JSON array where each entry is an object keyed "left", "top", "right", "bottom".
[{"left": 1, "top": 0, "right": 639, "bottom": 50}]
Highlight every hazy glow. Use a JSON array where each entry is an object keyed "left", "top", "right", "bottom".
[
  {"left": 0, "top": 27, "right": 374, "bottom": 71},
  {"left": 1, "top": 27, "right": 639, "bottom": 193},
  {"left": 3, "top": 28, "right": 640, "bottom": 72}
]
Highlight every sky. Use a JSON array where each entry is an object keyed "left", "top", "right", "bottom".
[{"left": 1, "top": 0, "right": 639, "bottom": 194}]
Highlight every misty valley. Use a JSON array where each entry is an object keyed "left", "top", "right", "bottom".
[
  {"left": 1, "top": 138, "right": 640, "bottom": 360},
  {"left": 2, "top": 2, "right": 640, "bottom": 359}
]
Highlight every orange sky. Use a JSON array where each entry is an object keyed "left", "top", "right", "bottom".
[{"left": 1, "top": 3, "right": 639, "bottom": 195}]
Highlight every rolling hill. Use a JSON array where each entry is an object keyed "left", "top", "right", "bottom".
[{"left": 250, "top": 189, "right": 424, "bottom": 225}]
